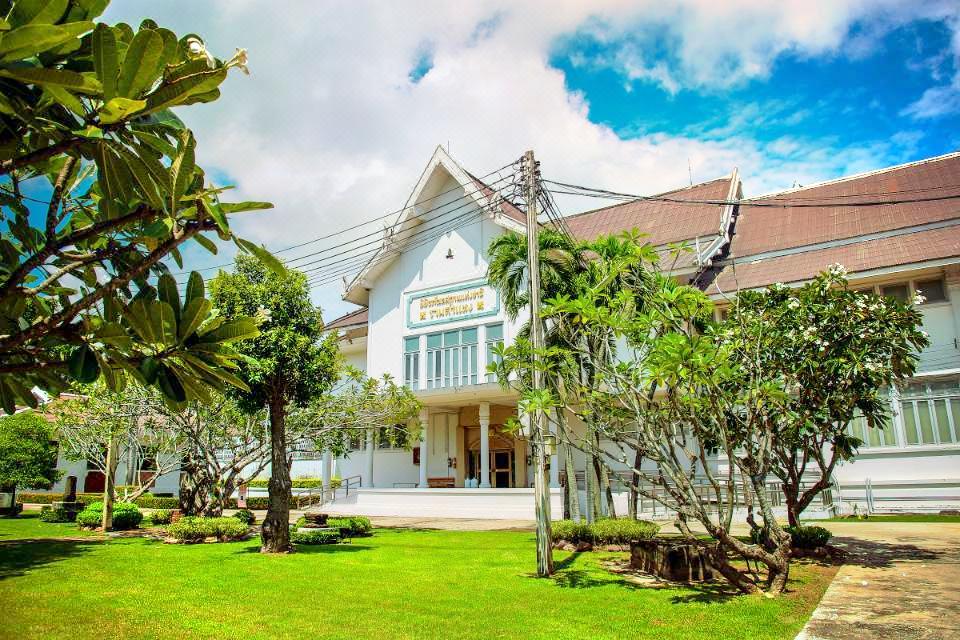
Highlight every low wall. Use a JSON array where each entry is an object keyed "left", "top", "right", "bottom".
[{"left": 322, "top": 487, "right": 563, "bottom": 519}]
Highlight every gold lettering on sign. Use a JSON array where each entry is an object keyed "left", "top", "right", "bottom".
[{"left": 412, "top": 287, "right": 492, "bottom": 324}]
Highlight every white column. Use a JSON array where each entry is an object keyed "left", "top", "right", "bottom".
[
  {"left": 418, "top": 408, "right": 429, "bottom": 488},
  {"left": 549, "top": 410, "right": 561, "bottom": 488},
  {"left": 479, "top": 402, "right": 491, "bottom": 488},
  {"left": 364, "top": 428, "right": 374, "bottom": 488},
  {"left": 321, "top": 449, "right": 333, "bottom": 490}
]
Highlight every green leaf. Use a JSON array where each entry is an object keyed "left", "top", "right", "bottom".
[
  {"left": 142, "top": 67, "right": 227, "bottom": 114},
  {"left": 201, "top": 195, "right": 228, "bottom": 233},
  {"left": 109, "top": 142, "right": 163, "bottom": 209},
  {"left": 117, "top": 28, "right": 164, "bottom": 98},
  {"left": 0, "top": 22, "right": 94, "bottom": 61},
  {"left": 0, "top": 379, "right": 16, "bottom": 414},
  {"left": 0, "top": 18, "right": 10, "bottom": 32},
  {"left": 185, "top": 271, "right": 205, "bottom": 306},
  {"left": 0, "top": 66, "right": 96, "bottom": 90},
  {"left": 97, "top": 97, "right": 146, "bottom": 124},
  {"left": 92, "top": 321, "right": 131, "bottom": 348},
  {"left": 91, "top": 23, "right": 118, "bottom": 101},
  {"left": 138, "top": 356, "right": 159, "bottom": 384},
  {"left": 219, "top": 201, "right": 274, "bottom": 214},
  {"left": 236, "top": 237, "right": 285, "bottom": 276},
  {"left": 157, "top": 274, "right": 181, "bottom": 324},
  {"left": 10, "top": 0, "right": 69, "bottom": 27},
  {"left": 169, "top": 130, "right": 195, "bottom": 208},
  {"left": 193, "top": 232, "right": 218, "bottom": 255},
  {"left": 156, "top": 365, "right": 186, "bottom": 402},
  {"left": 179, "top": 297, "right": 212, "bottom": 340},
  {"left": 199, "top": 318, "right": 259, "bottom": 344},
  {"left": 68, "top": 344, "right": 100, "bottom": 383}
]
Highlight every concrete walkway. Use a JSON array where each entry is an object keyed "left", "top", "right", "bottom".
[{"left": 797, "top": 522, "right": 960, "bottom": 640}]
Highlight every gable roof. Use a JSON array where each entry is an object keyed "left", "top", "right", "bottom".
[
  {"left": 708, "top": 151, "right": 960, "bottom": 293},
  {"left": 342, "top": 146, "right": 525, "bottom": 306}
]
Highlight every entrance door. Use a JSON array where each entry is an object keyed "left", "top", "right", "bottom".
[{"left": 491, "top": 450, "right": 513, "bottom": 488}]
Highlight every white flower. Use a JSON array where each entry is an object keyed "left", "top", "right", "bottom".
[
  {"left": 255, "top": 306, "right": 272, "bottom": 324},
  {"left": 186, "top": 37, "right": 216, "bottom": 68},
  {"left": 912, "top": 290, "right": 926, "bottom": 305},
  {"left": 920, "top": 330, "right": 929, "bottom": 338},
  {"left": 227, "top": 48, "right": 250, "bottom": 75},
  {"left": 827, "top": 263, "right": 847, "bottom": 277},
  {"left": 787, "top": 298, "right": 800, "bottom": 309}
]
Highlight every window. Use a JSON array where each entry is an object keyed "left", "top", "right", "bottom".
[
  {"left": 426, "top": 327, "right": 478, "bottom": 389},
  {"left": 347, "top": 431, "right": 365, "bottom": 451},
  {"left": 900, "top": 378, "right": 960, "bottom": 446},
  {"left": 403, "top": 336, "right": 420, "bottom": 390},
  {"left": 847, "top": 412, "right": 897, "bottom": 448},
  {"left": 881, "top": 283, "right": 909, "bottom": 302},
  {"left": 915, "top": 278, "right": 947, "bottom": 304},
  {"left": 485, "top": 323, "right": 504, "bottom": 382}
]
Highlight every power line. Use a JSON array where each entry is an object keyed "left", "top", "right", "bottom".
[{"left": 172, "top": 159, "right": 521, "bottom": 275}]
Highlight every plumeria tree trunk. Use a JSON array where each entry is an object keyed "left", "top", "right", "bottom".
[{"left": 261, "top": 392, "right": 292, "bottom": 553}]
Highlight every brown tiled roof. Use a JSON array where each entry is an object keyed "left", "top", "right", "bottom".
[
  {"left": 710, "top": 226, "right": 960, "bottom": 294},
  {"left": 731, "top": 153, "right": 960, "bottom": 257},
  {"left": 466, "top": 171, "right": 525, "bottom": 224},
  {"left": 325, "top": 307, "right": 368, "bottom": 330},
  {"left": 708, "top": 152, "right": 960, "bottom": 293},
  {"left": 564, "top": 176, "right": 733, "bottom": 245}
]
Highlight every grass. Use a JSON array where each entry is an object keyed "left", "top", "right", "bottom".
[
  {"left": 0, "top": 512, "right": 835, "bottom": 640},
  {"left": 813, "top": 514, "right": 960, "bottom": 523}
]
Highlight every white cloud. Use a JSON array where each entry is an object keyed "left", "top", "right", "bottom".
[{"left": 101, "top": 1, "right": 955, "bottom": 318}]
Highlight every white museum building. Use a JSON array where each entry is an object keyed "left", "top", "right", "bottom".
[{"left": 288, "top": 147, "right": 960, "bottom": 520}]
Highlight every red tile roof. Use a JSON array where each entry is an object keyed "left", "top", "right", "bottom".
[
  {"left": 710, "top": 226, "right": 960, "bottom": 294},
  {"left": 708, "top": 152, "right": 960, "bottom": 293},
  {"left": 325, "top": 307, "right": 368, "bottom": 330},
  {"left": 732, "top": 153, "right": 960, "bottom": 257},
  {"left": 564, "top": 176, "right": 734, "bottom": 246}
]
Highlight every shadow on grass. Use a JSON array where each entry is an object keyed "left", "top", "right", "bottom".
[
  {"left": 0, "top": 539, "right": 105, "bottom": 580},
  {"left": 233, "top": 542, "right": 372, "bottom": 555}
]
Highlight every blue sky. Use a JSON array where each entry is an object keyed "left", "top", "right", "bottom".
[{"left": 20, "top": 2, "right": 960, "bottom": 319}]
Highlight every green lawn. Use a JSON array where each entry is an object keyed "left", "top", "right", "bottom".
[
  {"left": 0, "top": 512, "right": 834, "bottom": 640},
  {"left": 813, "top": 514, "right": 960, "bottom": 523}
]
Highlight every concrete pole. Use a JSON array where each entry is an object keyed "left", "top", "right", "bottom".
[
  {"left": 549, "top": 411, "right": 560, "bottom": 489},
  {"left": 364, "top": 428, "right": 375, "bottom": 488},
  {"left": 321, "top": 450, "right": 333, "bottom": 490},
  {"left": 418, "top": 408, "right": 429, "bottom": 488},
  {"left": 479, "top": 402, "right": 491, "bottom": 488}
]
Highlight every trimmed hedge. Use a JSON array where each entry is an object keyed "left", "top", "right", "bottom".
[
  {"left": 135, "top": 495, "right": 179, "bottom": 509},
  {"left": 76, "top": 502, "right": 143, "bottom": 530},
  {"left": 247, "top": 477, "right": 341, "bottom": 490},
  {"left": 291, "top": 529, "right": 340, "bottom": 545},
  {"left": 167, "top": 516, "right": 249, "bottom": 542},
  {"left": 552, "top": 518, "right": 659, "bottom": 545},
  {"left": 326, "top": 516, "right": 372, "bottom": 536},
  {"left": 17, "top": 492, "right": 102, "bottom": 505}
]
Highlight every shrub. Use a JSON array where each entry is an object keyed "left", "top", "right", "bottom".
[
  {"left": 291, "top": 529, "right": 340, "bottom": 545},
  {"left": 135, "top": 495, "right": 179, "bottom": 509},
  {"left": 589, "top": 518, "right": 659, "bottom": 544},
  {"left": 76, "top": 501, "right": 143, "bottom": 530},
  {"left": 245, "top": 497, "right": 269, "bottom": 510},
  {"left": 150, "top": 509, "right": 173, "bottom": 525},
  {"left": 786, "top": 525, "right": 832, "bottom": 549},
  {"left": 551, "top": 519, "right": 659, "bottom": 545},
  {"left": 551, "top": 519, "right": 593, "bottom": 544},
  {"left": 167, "top": 516, "right": 249, "bottom": 542},
  {"left": 233, "top": 509, "right": 255, "bottom": 525},
  {"left": 17, "top": 492, "right": 102, "bottom": 505},
  {"left": 247, "top": 477, "right": 341, "bottom": 490},
  {"left": 327, "top": 516, "right": 372, "bottom": 536},
  {"left": 39, "top": 505, "right": 72, "bottom": 523}
]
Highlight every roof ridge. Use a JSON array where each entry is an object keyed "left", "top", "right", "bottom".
[
  {"left": 562, "top": 174, "right": 733, "bottom": 221},
  {"left": 326, "top": 307, "right": 367, "bottom": 326},
  {"left": 749, "top": 149, "right": 960, "bottom": 200}
]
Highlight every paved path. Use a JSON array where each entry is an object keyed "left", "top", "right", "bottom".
[{"left": 797, "top": 522, "right": 960, "bottom": 640}]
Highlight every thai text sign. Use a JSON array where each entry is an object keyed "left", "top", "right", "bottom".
[{"left": 407, "top": 281, "right": 499, "bottom": 328}]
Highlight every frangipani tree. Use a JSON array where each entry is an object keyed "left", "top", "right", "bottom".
[
  {"left": 725, "top": 266, "right": 928, "bottom": 525},
  {"left": 290, "top": 369, "right": 421, "bottom": 459},
  {"left": 0, "top": 0, "right": 276, "bottom": 412}
]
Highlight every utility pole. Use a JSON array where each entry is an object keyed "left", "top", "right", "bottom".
[{"left": 523, "top": 149, "right": 554, "bottom": 577}]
